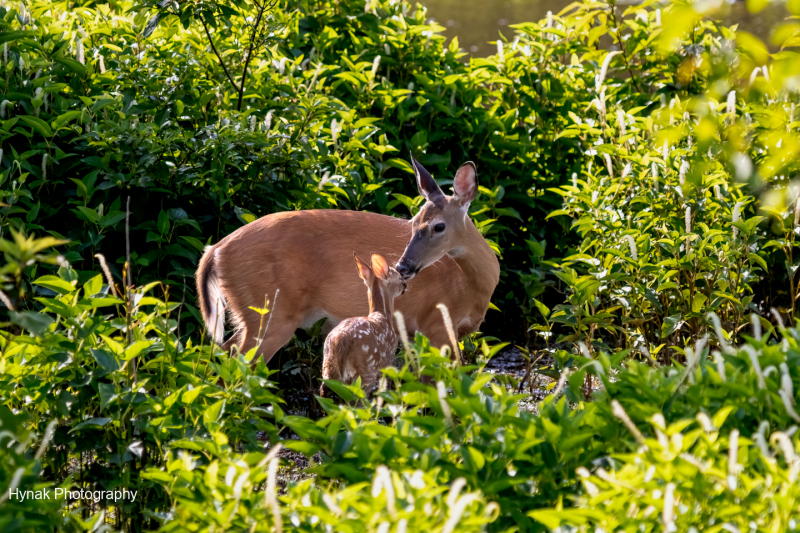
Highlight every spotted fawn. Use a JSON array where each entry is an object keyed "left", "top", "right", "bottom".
[{"left": 320, "top": 253, "right": 406, "bottom": 397}]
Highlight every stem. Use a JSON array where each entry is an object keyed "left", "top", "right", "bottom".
[
  {"left": 125, "top": 196, "right": 136, "bottom": 383},
  {"left": 237, "top": 3, "right": 268, "bottom": 111},
  {"left": 609, "top": 7, "right": 642, "bottom": 94},
  {"left": 200, "top": 18, "right": 241, "bottom": 96},
  {"left": 126, "top": 196, "right": 132, "bottom": 295}
]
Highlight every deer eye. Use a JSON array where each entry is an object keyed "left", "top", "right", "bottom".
[{"left": 434, "top": 223, "right": 446, "bottom": 233}]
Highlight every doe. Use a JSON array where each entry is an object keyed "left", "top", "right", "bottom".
[{"left": 320, "top": 253, "right": 406, "bottom": 397}]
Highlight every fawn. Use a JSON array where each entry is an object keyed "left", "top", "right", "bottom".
[{"left": 320, "top": 253, "right": 407, "bottom": 397}]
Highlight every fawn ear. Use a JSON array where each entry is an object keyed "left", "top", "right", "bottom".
[
  {"left": 411, "top": 152, "right": 445, "bottom": 205},
  {"left": 371, "top": 254, "right": 389, "bottom": 280},
  {"left": 354, "top": 253, "right": 374, "bottom": 285},
  {"left": 452, "top": 161, "right": 478, "bottom": 208}
]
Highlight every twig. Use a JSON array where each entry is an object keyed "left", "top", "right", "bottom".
[
  {"left": 237, "top": 3, "right": 268, "bottom": 111},
  {"left": 125, "top": 196, "right": 135, "bottom": 382},
  {"left": 200, "top": 18, "right": 241, "bottom": 96},
  {"left": 125, "top": 196, "right": 132, "bottom": 295}
]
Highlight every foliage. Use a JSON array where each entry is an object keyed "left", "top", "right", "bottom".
[
  {"left": 0, "top": 408, "right": 76, "bottom": 532},
  {"left": 0, "top": 0, "right": 571, "bottom": 340},
  {"left": 513, "top": 1, "right": 799, "bottom": 358},
  {"left": 146, "top": 445, "right": 499, "bottom": 532},
  {"left": 532, "top": 413, "right": 800, "bottom": 532},
  {"left": 2, "top": 0, "right": 798, "bottom": 342},
  {"left": 3, "top": 0, "right": 800, "bottom": 531},
  {"left": 3, "top": 239, "right": 800, "bottom": 532},
  {"left": 0, "top": 234, "right": 282, "bottom": 530}
]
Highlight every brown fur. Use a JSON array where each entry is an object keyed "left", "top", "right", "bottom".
[
  {"left": 320, "top": 254, "right": 404, "bottom": 397},
  {"left": 195, "top": 159, "right": 500, "bottom": 365}
]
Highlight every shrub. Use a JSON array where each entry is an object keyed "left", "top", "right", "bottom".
[
  {"left": 3, "top": 0, "right": 800, "bottom": 531},
  {"left": 145, "top": 443, "right": 500, "bottom": 532},
  {"left": 0, "top": 0, "right": 558, "bottom": 340},
  {"left": 529, "top": 3, "right": 800, "bottom": 355}
]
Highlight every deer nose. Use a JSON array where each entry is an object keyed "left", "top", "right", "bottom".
[{"left": 395, "top": 262, "right": 415, "bottom": 280}]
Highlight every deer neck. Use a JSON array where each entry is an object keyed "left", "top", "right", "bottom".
[
  {"left": 448, "top": 219, "right": 500, "bottom": 302},
  {"left": 368, "top": 282, "right": 391, "bottom": 321}
]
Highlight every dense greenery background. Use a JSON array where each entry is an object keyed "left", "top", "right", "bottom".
[{"left": 2, "top": 0, "right": 800, "bottom": 531}]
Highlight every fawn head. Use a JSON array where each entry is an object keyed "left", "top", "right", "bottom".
[
  {"left": 354, "top": 253, "right": 406, "bottom": 311},
  {"left": 395, "top": 155, "right": 479, "bottom": 280}
]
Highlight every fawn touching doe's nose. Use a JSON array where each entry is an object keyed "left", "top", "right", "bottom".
[
  {"left": 195, "top": 154, "right": 499, "bottom": 366},
  {"left": 320, "top": 253, "right": 406, "bottom": 397}
]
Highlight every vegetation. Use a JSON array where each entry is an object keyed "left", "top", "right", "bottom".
[{"left": 2, "top": 0, "right": 800, "bottom": 531}]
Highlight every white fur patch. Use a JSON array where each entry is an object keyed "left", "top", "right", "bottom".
[{"left": 207, "top": 293, "right": 225, "bottom": 345}]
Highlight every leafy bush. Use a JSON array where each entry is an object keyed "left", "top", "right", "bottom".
[
  {"left": 3, "top": 0, "right": 797, "bottom": 344},
  {"left": 0, "top": 0, "right": 581, "bottom": 340},
  {"left": 534, "top": 2, "right": 800, "bottom": 355},
  {"left": 0, "top": 408, "right": 81, "bottom": 532},
  {"left": 146, "top": 443, "right": 499, "bottom": 532},
  {"left": 3, "top": 0, "right": 800, "bottom": 531},
  {"left": 4, "top": 240, "right": 800, "bottom": 532},
  {"left": 532, "top": 413, "right": 800, "bottom": 532}
]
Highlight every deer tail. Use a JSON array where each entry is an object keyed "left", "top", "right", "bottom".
[{"left": 196, "top": 245, "right": 225, "bottom": 345}]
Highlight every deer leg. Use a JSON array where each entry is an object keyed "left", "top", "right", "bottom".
[
  {"left": 353, "top": 355, "right": 377, "bottom": 396},
  {"left": 240, "top": 314, "right": 301, "bottom": 366},
  {"left": 420, "top": 325, "right": 457, "bottom": 359}
]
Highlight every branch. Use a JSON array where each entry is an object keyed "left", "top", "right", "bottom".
[
  {"left": 200, "top": 17, "right": 241, "bottom": 96},
  {"left": 237, "top": 3, "right": 268, "bottom": 111}
]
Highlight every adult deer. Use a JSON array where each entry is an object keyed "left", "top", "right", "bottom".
[{"left": 195, "top": 155, "right": 500, "bottom": 364}]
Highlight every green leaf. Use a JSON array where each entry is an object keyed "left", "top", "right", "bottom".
[
  {"left": 283, "top": 440, "right": 320, "bottom": 455},
  {"left": 157, "top": 210, "right": 170, "bottom": 235},
  {"left": 748, "top": 253, "right": 768, "bottom": 271},
  {"left": 661, "top": 314, "right": 684, "bottom": 338},
  {"left": 0, "top": 31, "right": 36, "bottom": 45},
  {"left": 91, "top": 349, "right": 120, "bottom": 372},
  {"left": 98, "top": 211, "right": 126, "bottom": 228},
  {"left": 331, "top": 430, "right": 353, "bottom": 456},
  {"left": 712, "top": 405, "right": 736, "bottom": 429},
  {"left": 33, "top": 275, "right": 76, "bottom": 294},
  {"left": 121, "top": 340, "right": 156, "bottom": 362},
  {"left": 53, "top": 111, "right": 82, "bottom": 129},
  {"left": 181, "top": 386, "right": 205, "bottom": 405},
  {"left": 179, "top": 236, "right": 206, "bottom": 252},
  {"left": 320, "top": 380, "right": 355, "bottom": 401},
  {"left": 99, "top": 383, "right": 118, "bottom": 410},
  {"left": 18, "top": 115, "right": 53, "bottom": 137},
  {"left": 90, "top": 99, "right": 118, "bottom": 113},
  {"left": 529, "top": 509, "right": 589, "bottom": 528},
  {"left": 385, "top": 158, "right": 414, "bottom": 174},
  {"left": 461, "top": 445, "right": 486, "bottom": 471},
  {"left": 69, "top": 418, "right": 112, "bottom": 433},
  {"left": 75, "top": 206, "right": 100, "bottom": 224},
  {"left": 83, "top": 274, "right": 103, "bottom": 296},
  {"left": 533, "top": 298, "right": 550, "bottom": 319},
  {"left": 573, "top": 279, "right": 600, "bottom": 305},
  {"left": 691, "top": 293, "right": 708, "bottom": 314},
  {"left": 203, "top": 400, "right": 226, "bottom": 426},
  {"left": 233, "top": 206, "right": 256, "bottom": 225},
  {"left": 9, "top": 311, "right": 54, "bottom": 337},
  {"left": 55, "top": 56, "right": 86, "bottom": 77}
]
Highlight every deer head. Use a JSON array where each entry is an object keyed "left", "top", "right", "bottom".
[
  {"left": 354, "top": 253, "right": 407, "bottom": 313},
  {"left": 395, "top": 155, "right": 479, "bottom": 280}
]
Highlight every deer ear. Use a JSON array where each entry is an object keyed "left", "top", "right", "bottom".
[
  {"left": 411, "top": 153, "right": 445, "bottom": 204},
  {"left": 371, "top": 254, "right": 389, "bottom": 280},
  {"left": 354, "top": 253, "right": 374, "bottom": 285},
  {"left": 452, "top": 161, "right": 478, "bottom": 208}
]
